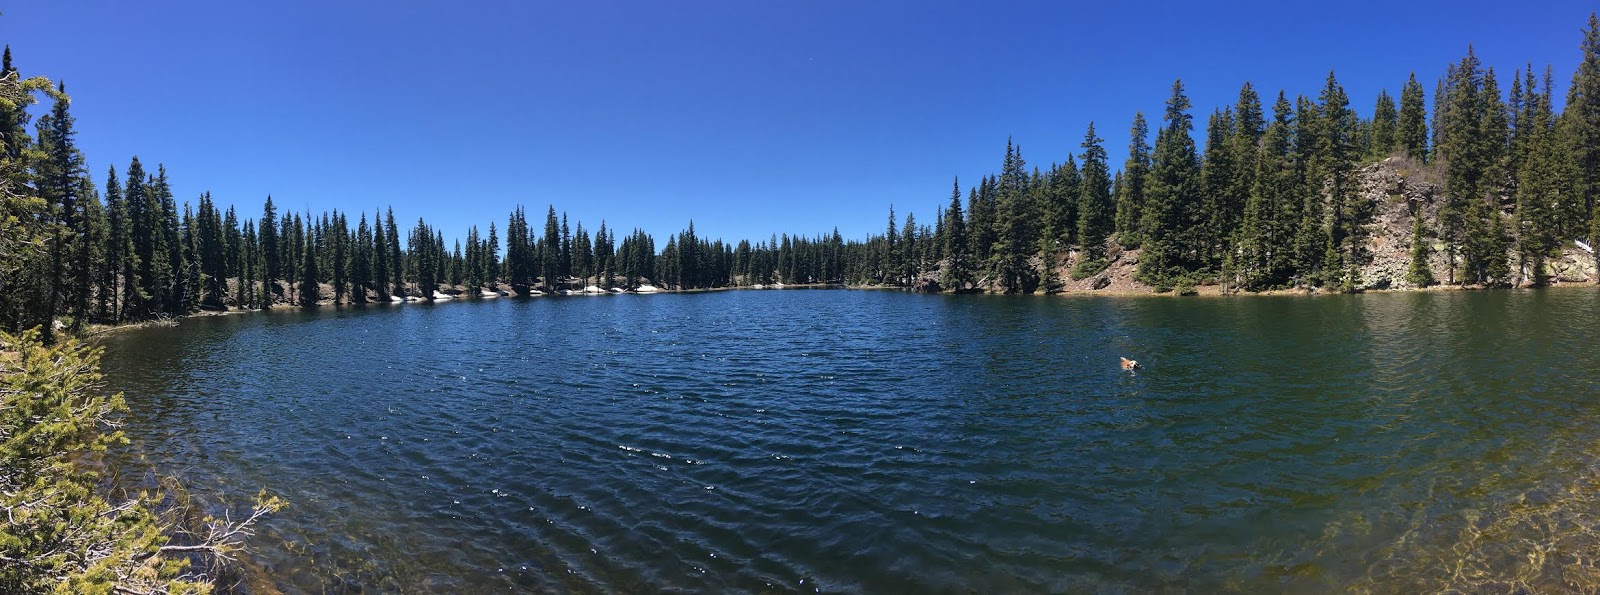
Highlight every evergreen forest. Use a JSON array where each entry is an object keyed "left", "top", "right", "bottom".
[{"left": 3, "top": 15, "right": 1600, "bottom": 341}]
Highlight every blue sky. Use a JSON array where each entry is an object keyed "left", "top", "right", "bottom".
[{"left": 4, "top": 1, "right": 1595, "bottom": 245}]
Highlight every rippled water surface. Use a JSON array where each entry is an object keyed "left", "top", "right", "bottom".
[{"left": 97, "top": 288, "right": 1600, "bottom": 592}]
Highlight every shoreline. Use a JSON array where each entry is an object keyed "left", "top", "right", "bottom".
[{"left": 79, "top": 279, "right": 1600, "bottom": 338}]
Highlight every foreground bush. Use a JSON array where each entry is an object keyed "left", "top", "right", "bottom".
[{"left": 0, "top": 330, "right": 281, "bottom": 594}]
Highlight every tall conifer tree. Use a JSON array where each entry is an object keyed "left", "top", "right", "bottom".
[
  {"left": 1138, "top": 81, "right": 1201, "bottom": 287},
  {"left": 1076, "top": 123, "right": 1114, "bottom": 260},
  {"left": 1399, "top": 73, "right": 1430, "bottom": 160},
  {"left": 1114, "top": 113, "right": 1151, "bottom": 248}
]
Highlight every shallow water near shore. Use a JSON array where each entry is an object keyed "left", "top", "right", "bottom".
[{"left": 97, "top": 288, "right": 1600, "bottom": 592}]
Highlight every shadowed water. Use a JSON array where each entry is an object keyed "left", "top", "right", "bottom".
[{"left": 97, "top": 288, "right": 1600, "bottom": 592}]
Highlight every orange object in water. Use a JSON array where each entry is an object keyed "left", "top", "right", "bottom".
[{"left": 1120, "top": 357, "right": 1141, "bottom": 370}]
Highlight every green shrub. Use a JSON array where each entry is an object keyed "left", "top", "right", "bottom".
[
  {"left": 1070, "top": 258, "right": 1109, "bottom": 280},
  {"left": 0, "top": 330, "right": 283, "bottom": 594}
]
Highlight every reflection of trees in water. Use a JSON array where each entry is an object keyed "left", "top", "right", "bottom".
[{"left": 88, "top": 289, "right": 1600, "bottom": 591}]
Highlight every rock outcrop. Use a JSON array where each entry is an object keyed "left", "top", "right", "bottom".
[{"left": 1354, "top": 155, "right": 1595, "bottom": 288}]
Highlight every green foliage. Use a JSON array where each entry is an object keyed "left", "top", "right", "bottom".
[
  {"left": 1070, "top": 257, "right": 1108, "bottom": 280},
  {"left": 1514, "top": 68, "right": 1566, "bottom": 285},
  {"left": 1114, "top": 113, "right": 1150, "bottom": 248},
  {"left": 1407, "top": 211, "right": 1436, "bottom": 287},
  {"left": 1567, "top": 13, "right": 1600, "bottom": 239},
  {"left": 941, "top": 178, "right": 969, "bottom": 291},
  {"left": 542, "top": 206, "right": 560, "bottom": 292},
  {"left": 1436, "top": 48, "right": 1513, "bottom": 283},
  {"left": 1137, "top": 80, "right": 1201, "bottom": 287},
  {"left": 1199, "top": 108, "right": 1237, "bottom": 272},
  {"left": 1237, "top": 92, "right": 1300, "bottom": 290},
  {"left": 1371, "top": 89, "right": 1399, "bottom": 157},
  {"left": 0, "top": 330, "right": 199, "bottom": 593},
  {"left": 1076, "top": 123, "right": 1114, "bottom": 260},
  {"left": 1399, "top": 73, "right": 1430, "bottom": 160},
  {"left": 1315, "top": 72, "right": 1370, "bottom": 276},
  {"left": 1037, "top": 224, "right": 1060, "bottom": 292},
  {"left": 6, "top": 13, "right": 1600, "bottom": 335},
  {"left": 990, "top": 139, "right": 1037, "bottom": 293}
]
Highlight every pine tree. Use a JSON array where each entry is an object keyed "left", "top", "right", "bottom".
[
  {"left": 1238, "top": 92, "right": 1300, "bottom": 289},
  {"left": 592, "top": 222, "right": 608, "bottom": 289},
  {"left": 991, "top": 139, "right": 1036, "bottom": 292},
  {"left": 901, "top": 212, "right": 919, "bottom": 284},
  {"left": 941, "top": 178, "right": 968, "bottom": 291},
  {"left": 299, "top": 219, "right": 319, "bottom": 306},
  {"left": 883, "top": 205, "right": 898, "bottom": 284},
  {"left": 1225, "top": 83, "right": 1265, "bottom": 250},
  {"left": 1037, "top": 222, "right": 1060, "bottom": 292},
  {"left": 1138, "top": 80, "right": 1201, "bottom": 288},
  {"left": 332, "top": 211, "right": 348, "bottom": 303},
  {"left": 1439, "top": 51, "right": 1512, "bottom": 284},
  {"left": 1399, "top": 73, "right": 1429, "bottom": 160},
  {"left": 409, "top": 218, "right": 432, "bottom": 298},
  {"left": 1439, "top": 48, "right": 1485, "bottom": 282},
  {"left": 260, "top": 196, "right": 279, "bottom": 306},
  {"left": 0, "top": 48, "right": 45, "bottom": 333},
  {"left": 485, "top": 221, "right": 500, "bottom": 288},
  {"left": 450, "top": 238, "right": 464, "bottom": 287},
  {"left": 1568, "top": 14, "right": 1600, "bottom": 240},
  {"left": 180, "top": 202, "right": 200, "bottom": 313},
  {"left": 572, "top": 222, "right": 592, "bottom": 287},
  {"left": 1114, "top": 112, "right": 1151, "bottom": 248},
  {"left": 125, "top": 158, "right": 159, "bottom": 318},
  {"left": 72, "top": 176, "right": 104, "bottom": 328},
  {"left": 1049, "top": 157, "right": 1080, "bottom": 246},
  {"left": 1315, "top": 72, "right": 1363, "bottom": 285},
  {"left": 352, "top": 213, "right": 371, "bottom": 302},
  {"left": 241, "top": 219, "right": 256, "bottom": 308},
  {"left": 372, "top": 211, "right": 390, "bottom": 301},
  {"left": 102, "top": 166, "right": 127, "bottom": 321},
  {"left": 223, "top": 206, "right": 240, "bottom": 287},
  {"left": 1076, "top": 123, "right": 1114, "bottom": 260},
  {"left": 1514, "top": 67, "right": 1564, "bottom": 284},
  {"left": 1480, "top": 68, "right": 1512, "bottom": 205},
  {"left": 967, "top": 178, "right": 996, "bottom": 263},
  {"left": 542, "top": 206, "right": 560, "bottom": 292},
  {"left": 385, "top": 208, "right": 403, "bottom": 298},
  {"left": 559, "top": 213, "right": 572, "bottom": 280},
  {"left": 1291, "top": 95, "right": 1331, "bottom": 285},
  {"left": 196, "top": 192, "right": 225, "bottom": 307},
  {"left": 506, "top": 207, "right": 531, "bottom": 293},
  {"left": 281, "top": 213, "right": 298, "bottom": 300},
  {"left": 151, "top": 166, "right": 183, "bottom": 315},
  {"left": 32, "top": 85, "right": 83, "bottom": 338},
  {"left": 1414, "top": 211, "right": 1440, "bottom": 286},
  {"left": 465, "top": 226, "right": 481, "bottom": 291},
  {"left": 1371, "top": 89, "right": 1399, "bottom": 157},
  {"left": 1199, "top": 108, "right": 1237, "bottom": 272}
]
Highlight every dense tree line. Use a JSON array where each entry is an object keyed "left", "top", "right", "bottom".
[
  {"left": 5, "top": 15, "right": 1600, "bottom": 341},
  {"left": 864, "top": 13, "right": 1600, "bottom": 293}
]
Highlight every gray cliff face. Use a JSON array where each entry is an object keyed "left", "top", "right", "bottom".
[{"left": 1356, "top": 156, "right": 1594, "bottom": 290}]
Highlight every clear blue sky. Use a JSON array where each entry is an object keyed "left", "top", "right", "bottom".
[{"left": 4, "top": 1, "right": 1595, "bottom": 246}]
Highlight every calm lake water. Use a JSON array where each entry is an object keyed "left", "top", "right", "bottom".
[{"left": 98, "top": 288, "right": 1600, "bottom": 592}]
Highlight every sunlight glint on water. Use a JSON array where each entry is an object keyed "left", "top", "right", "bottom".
[{"left": 97, "top": 288, "right": 1600, "bottom": 592}]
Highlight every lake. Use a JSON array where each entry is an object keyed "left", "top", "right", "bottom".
[{"left": 97, "top": 288, "right": 1600, "bottom": 592}]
